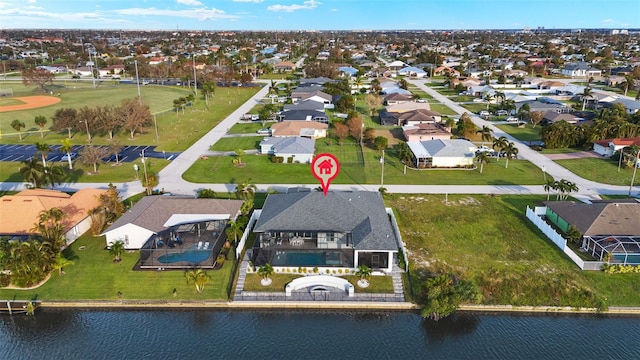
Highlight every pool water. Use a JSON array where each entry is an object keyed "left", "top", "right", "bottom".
[
  {"left": 272, "top": 251, "right": 342, "bottom": 266},
  {"left": 157, "top": 249, "right": 211, "bottom": 264}
]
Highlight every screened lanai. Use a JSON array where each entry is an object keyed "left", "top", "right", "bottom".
[{"left": 582, "top": 235, "right": 640, "bottom": 265}]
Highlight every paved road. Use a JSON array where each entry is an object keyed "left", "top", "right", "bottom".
[{"left": 1, "top": 79, "right": 637, "bottom": 199}]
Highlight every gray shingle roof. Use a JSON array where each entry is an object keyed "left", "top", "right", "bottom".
[
  {"left": 103, "top": 197, "right": 243, "bottom": 234},
  {"left": 253, "top": 191, "right": 398, "bottom": 251},
  {"left": 259, "top": 137, "right": 316, "bottom": 154},
  {"left": 545, "top": 201, "right": 640, "bottom": 236}
]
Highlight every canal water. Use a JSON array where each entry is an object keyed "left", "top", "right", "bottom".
[{"left": 1, "top": 310, "right": 639, "bottom": 359}]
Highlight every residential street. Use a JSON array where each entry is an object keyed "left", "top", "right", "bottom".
[{"left": 0, "top": 79, "right": 636, "bottom": 199}]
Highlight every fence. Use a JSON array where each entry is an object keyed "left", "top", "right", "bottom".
[
  {"left": 526, "top": 206, "right": 603, "bottom": 271},
  {"left": 386, "top": 207, "right": 408, "bottom": 272},
  {"left": 236, "top": 209, "right": 261, "bottom": 260}
]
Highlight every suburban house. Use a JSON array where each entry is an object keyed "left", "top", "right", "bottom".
[
  {"left": 397, "top": 66, "right": 427, "bottom": 78},
  {"left": 592, "top": 137, "right": 640, "bottom": 157},
  {"left": 386, "top": 60, "right": 407, "bottom": 72},
  {"left": 542, "top": 111, "right": 583, "bottom": 125},
  {"left": 274, "top": 61, "right": 296, "bottom": 72},
  {"left": 290, "top": 89, "right": 332, "bottom": 105},
  {"left": 0, "top": 188, "right": 106, "bottom": 246},
  {"left": 283, "top": 99, "right": 325, "bottom": 112},
  {"left": 543, "top": 200, "right": 640, "bottom": 265},
  {"left": 101, "top": 196, "right": 243, "bottom": 269},
  {"left": 399, "top": 109, "right": 443, "bottom": 125},
  {"left": 383, "top": 92, "right": 414, "bottom": 105},
  {"left": 403, "top": 123, "right": 452, "bottom": 142},
  {"left": 561, "top": 62, "right": 602, "bottom": 78},
  {"left": 250, "top": 191, "right": 400, "bottom": 272},
  {"left": 259, "top": 136, "right": 316, "bottom": 163},
  {"left": 385, "top": 102, "right": 433, "bottom": 113},
  {"left": 279, "top": 109, "right": 329, "bottom": 123},
  {"left": 517, "top": 99, "right": 571, "bottom": 114},
  {"left": 270, "top": 121, "right": 328, "bottom": 139},
  {"left": 407, "top": 139, "right": 476, "bottom": 168},
  {"left": 603, "top": 98, "right": 640, "bottom": 115}
]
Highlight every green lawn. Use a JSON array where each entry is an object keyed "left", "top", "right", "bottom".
[
  {"left": 184, "top": 142, "right": 546, "bottom": 185},
  {"left": 209, "top": 136, "right": 264, "bottom": 152},
  {"left": 495, "top": 123, "right": 542, "bottom": 143},
  {"left": 460, "top": 103, "right": 488, "bottom": 114},
  {"left": 555, "top": 158, "right": 640, "bottom": 186},
  {"left": 0, "top": 158, "right": 170, "bottom": 184},
  {"left": 0, "top": 234, "right": 234, "bottom": 301},
  {"left": 429, "top": 103, "right": 458, "bottom": 115},
  {"left": 389, "top": 194, "right": 640, "bottom": 307},
  {"left": 227, "top": 122, "right": 270, "bottom": 134}
]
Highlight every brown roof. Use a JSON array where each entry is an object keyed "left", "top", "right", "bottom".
[
  {"left": 545, "top": 201, "right": 640, "bottom": 236},
  {"left": 386, "top": 102, "right": 433, "bottom": 113},
  {"left": 593, "top": 137, "right": 640, "bottom": 148},
  {"left": 403, "top": 123, "right": 451, "bottom": 137},
  {"left": 270, "top": 121, "right": 328, "bottom": 137},
  {"left": 398, "top": 108, "right": 442, "bottom": 121},
  {"left": 104, "top": 197, "right": 244, "bottom": 234},
  {"left": 383, "top": 93, "right": 413, "bottom": 102},
  {"left": 0, "top": 188, "right": 106, "bottom": 236}
]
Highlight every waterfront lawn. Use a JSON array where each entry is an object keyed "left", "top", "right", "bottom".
[
  {"left": 388, "top": 194, "right": 640, "bottom": 307},
  {"left": 0, "top": 235, "right": 233, "bottom": 301},
  {"left": 555, "top": 158, "right": 640, "bottom": 186},
  {"left": 242, "top": 274, "right": 394, "bottom": 294}
]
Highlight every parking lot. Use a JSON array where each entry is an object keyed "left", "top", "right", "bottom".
[{"left": 0, "top": 144, "right": 180, "bottom": 163}]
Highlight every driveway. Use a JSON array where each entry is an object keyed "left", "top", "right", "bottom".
[{"left": 544, "top": 151, "right": 603, "bottom": 160}]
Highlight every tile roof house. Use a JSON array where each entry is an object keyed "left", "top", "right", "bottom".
[
  {"left": 102, "top": 197, "right": 243, "bottom": 250},
  {"left": 283, "top": 99, "right": 325, "bottom": 112},
  {"left": 592, "top": 137, "right": 640, "bottom": 157},
  {"left": 407, "top": 139, "right": 476, "bottom": 168},
  {"left": 274, "top": 61, "right": 296, "bottom": 71},
  {"left": 403, "top": 123, "right": 452, "bottom": 142},
  {"left": 561, "top": 62, "right": 602, "bottom": 78},
  {"left": 250, "top": 191, "right": 400, "bottom": 272},
  {"left": 542, "top": 111, "right": 583, "bottom": 124},
  {"left": 270, "top": 121, "right": 328, "bottom": 139},
  {"left": 385, "top": 102, "right": 432, "bottom": 113},
  {"left": 279, "top": 109, "right": 329, "bottom": 123},
  {"left": 383, "top": 92, "right": 414, "bottom": 105},
  {"left": 0, "top": 188, "right": 106, "bottom": 245},
  {"left": 259, "top": 137, "right": 316, "bottom": 163}
]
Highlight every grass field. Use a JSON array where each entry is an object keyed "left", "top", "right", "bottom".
[
  {"left": 1, "top": 82, "right": 261, "bottom": 153},
  {"left": 388, "top": 194, "right": 639, "bottom": 307},
  {"left": 0, "top": 157, "right": 170, "bottom": 183},
  {"left": 429, "top": 103, "right": 458, "bottom": 115},
  {"left": 184, "top": 141, "right": 546, "bottom": 185},
  {"left": 209, "top": 136, "right": 264, "bottom": 152},
  {"left": 495, "top": 123, "right": 543, "bottom": 143},
  {"left": 555, "top": 158, "right": 640, "bottom": 186},
  {"left": 0, "top": 234, "right": 234, "bottom": 301}
]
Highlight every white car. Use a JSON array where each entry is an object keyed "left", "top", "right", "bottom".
[
  {"left": 61, "top": 152, "right": 78, "bottom": 161},
  {"left": 472, "top": 98, "right": 485, "bottom": 103},
  {"left": 506, "top": 116, "right": 519, "bottom": 122},
  {"left": 479, "top": 110, "right": 490, "bottom": 117},
  {"left": 256, "top": 128, "right": 271, "bottom": 135},
  {"left": 475, "top": 146, "right": 494, "bottom": 154},
  {"left": 416, "top": 98, "right": 428, "bottom": 103}
]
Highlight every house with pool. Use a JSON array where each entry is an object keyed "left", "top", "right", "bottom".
[
  {"left": 101, "top": 196, "right": 243, "bottom": 269},
  {"left": 250, "top": 190, "right": 401, "bottom": 273}
]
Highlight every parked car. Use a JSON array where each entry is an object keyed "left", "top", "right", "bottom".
[
  {"left": 472, "top": 98, "right": 485, "bottom": 103},
  {"left": 416, "top": 98, "right": 428, "bottom": 103},
  {"left": 256, "top": 128, "right": 271, "bottom": 135},
  {"left": 104, "top": 153, "right": 123, "bottom": 162},
  {"left": 61, "top": 152, "right": 78, "bottom": 161},
  {"left": 495, "top": 110, "right": 508, "bottom": 116},
  {"left": 506, "top": 116, "right": 519, "bottom": 122},
  {"left": 479, "top": 110, "right": 490, "bottom": 117},
  {"left": 475, "top": 146, "right": 494, "bottom": 154}
]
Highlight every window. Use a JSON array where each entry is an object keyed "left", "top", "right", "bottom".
[{"left": 124, "top": 235, "right": 129, "bottom": 246}]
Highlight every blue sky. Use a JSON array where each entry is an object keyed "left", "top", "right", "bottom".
[{"left": 1, "top": 0, "right": 638, "bottom": 31}]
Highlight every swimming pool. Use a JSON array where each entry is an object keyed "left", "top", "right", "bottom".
[
  {"left": 271, "top": 251, "right": 342, "bottom": 266},
  {"left": 157, "top": 249, "right": 211, "bottom": 264}
]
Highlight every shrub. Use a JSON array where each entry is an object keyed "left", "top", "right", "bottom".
[
  {"left": 287, "top": 157, "right": 294, "bottom": 163},
  {"left": 0, "top": 274, "right": 10, "bottom": 287},
  {"left": 270, "top": 156, "right": 284, "bottom": 163}
]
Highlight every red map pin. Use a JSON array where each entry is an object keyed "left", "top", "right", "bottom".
[{"left": 311, "top": 153, "right": 340, "bottom": 196}]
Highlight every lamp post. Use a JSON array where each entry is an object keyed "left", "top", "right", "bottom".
[
  {"left": 192, "top": 53, "right": 197, "bottom": 96},
  {"left": 134, "top": 59, "right": 142, "bottom": 105},
  {"left": 380, "top": 150, "right": 385, "bottom": 187},
  {"left": 141, "top": 149, "right": 149, "bottom": 195},
  {"left": 542, "top": 164, "right": 546, "bottom": 181}
]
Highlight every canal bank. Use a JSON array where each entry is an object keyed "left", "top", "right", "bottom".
[{"left": 33, "top": 300, "right": 640, "bottom": 315}]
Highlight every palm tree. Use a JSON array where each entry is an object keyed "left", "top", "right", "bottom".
[
  {"left": 257, "top": 263, "right": 274, "bottom": 281},
  {"left": 476, "top": 151, "right": 490, "bottom": 174},
  {"left": 225, "top": 220, "right": 244, "bottom": 247},
  {"left": 185, "top": 268, "right": 210, "bottom": 293},
  {"left": 33, "top": 207, "right": 66, "bottom": 253},
  {"left": 11, "top": 119, "right": 26, "bottom": 141},
  {"left": 503, "top": 142, "right": 519, "bottom": 169},
  {"left": 233, "top": 148, "right": 245, "bottom": 166},
  {"left": 543, "top": 179, "right": 556, "bottom": 201},
  {"left": 35, "top": 142, "right": 52, "bottom": 170},
  {"left": 40, "top": 164, "right": 65, "bottom": 188},
  {"left": 484, "top": 93, "right": 493, "bottom": 111},
  {"left": 52, "top": 253, "right": 73, "bottom": 275},
  {"left": 60, "top": 138, "right": 74, "bottom": 170},
  {"left": 235, "top": 179, "right": 256, "bottom": 200},
  {"left": 19, "top": 157, "right": 44, "bottom": 188},
  {"left": 492, "top": 136, "right": 508, "bottom": 162},
  {"left": 623, "top": 75, "right": 635, "bottom": 97},
  {"left": 355, "top": 264, "right": 371, "bottom": 280},
  {"left": 34, "top": 115, "right": 48, "bottom": 138},
  {"left": 108, "top": 240, "right": 125, "bottom": 262},
  {"left": 142, "top": 172, "right": 159, "bottom": 196},
  {"left": 476, "top": 126, "right": 494, "bottom": 145},
  {"left": 556, "top": 179, "right": 579, "bottom": 200},
  {"left": 581, "top": 87, "right": 593, "bottom": 111}
]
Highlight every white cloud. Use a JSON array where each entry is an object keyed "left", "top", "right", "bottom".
[
  {"left": 177, "top": 0, "right": 203, "bottom": 6},
  {"left": 268, "top": 0, "right": 320, "bottom": 12},
  {"left": 27, "top": 0, "right": 35, "bottom": 3},
  {"left": 602, "top": 18, "right": 613, "bottom": 23},
  {"left": 331, "top": 8, "right": 337, "bottom": 12},
  {"left": 233, "top": 0, "right": 264, "bottom": 3},
  {"left": 115, "top": 7, "right": 238, "bottom": 21}
]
